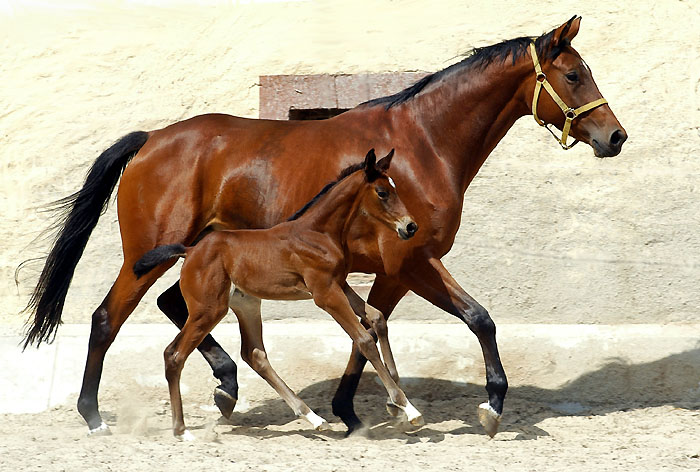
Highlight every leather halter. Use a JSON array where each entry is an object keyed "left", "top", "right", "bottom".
[{"left": 529, "top": 42, "right": 608, "bottom": 149}]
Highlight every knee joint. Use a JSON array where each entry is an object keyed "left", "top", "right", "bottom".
[
  {"left": 464, "top": 304, "right": 495, "bottom": 335},
  {"left": 247, "top": 348, "right": 269, "bottom": 371}
]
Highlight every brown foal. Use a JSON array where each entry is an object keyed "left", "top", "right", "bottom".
[{"left": 133, "top": 149, "right": 422, "bottom": 439}]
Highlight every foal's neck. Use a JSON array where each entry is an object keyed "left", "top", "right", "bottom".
[{"left": 292, "top": 173, "right": 364, "bottom": 244}]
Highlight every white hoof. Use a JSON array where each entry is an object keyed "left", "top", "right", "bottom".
[
  {"left": 176, "top": 430, "right": 195, "bottom": 441},
  {"left": 478, "top": 402, "right": 502, "bottom": 438},
  {"left": 87, "top": 422, "right": 110, "bottom": 437},
  {"left": 403, "top": 401, "right": 424, "bottom": 427},
  {"left": 303, "top": 411, "right": 330, "bottom": 431}
]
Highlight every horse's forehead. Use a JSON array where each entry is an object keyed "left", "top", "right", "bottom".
[{"left": 387, "top": 176, "right": 396, "bottom": 189}]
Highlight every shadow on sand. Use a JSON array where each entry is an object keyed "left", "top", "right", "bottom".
[{"left": 217, "top": 345, "right": 700, "bottom": 441}]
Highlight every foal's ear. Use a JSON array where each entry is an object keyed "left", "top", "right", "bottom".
[
  {"left": 364, "top": 148, "right": 377, "bottom": 170},
  {"left": 376, "top": 149, "right": 395, "bottom": 172},
  {"left": 552, "top": 15, "right": 581, "bottom": 47}
]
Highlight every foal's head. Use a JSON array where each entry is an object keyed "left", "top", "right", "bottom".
[{"left": 357, "top": 149, "right": 417, "bottom": 240}]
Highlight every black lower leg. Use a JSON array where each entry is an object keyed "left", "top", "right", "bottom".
[
  {"left": 77, "top": 306, "right": 111, "bottom": 430},
  {"left": 464, "top": 304, "right": 508, "bottom": 414},
  {"left": 157, "top": 281, "right": 239, "bottom": 400},
  {"left": 332, "top": 346, "right": 368, "bottom": 435}
]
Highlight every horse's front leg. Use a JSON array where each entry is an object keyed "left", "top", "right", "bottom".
[
  {"left": 157, "top": 281, "right": 239, "bottom": 418},
  {"left": 398, "top": 256, "right": 508, "bottom": 438}
]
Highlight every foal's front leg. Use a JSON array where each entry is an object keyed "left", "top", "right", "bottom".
[
  {"left": 341, "top": 284, "right": 414, "bottom": 422},
  {"left": 313, "top": 281, "right": 422, "bottom": 427}
]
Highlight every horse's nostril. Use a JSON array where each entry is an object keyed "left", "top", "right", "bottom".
[
  {"left": 610, "top": 129, "right": 627, "bottom": 147},
  {"left": 406, "top": 222, "right": 418, "bottom": 235}
]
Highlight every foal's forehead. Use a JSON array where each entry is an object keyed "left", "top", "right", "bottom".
[{"left": 373, "top": 173, "right": 396, "bottom": 189}]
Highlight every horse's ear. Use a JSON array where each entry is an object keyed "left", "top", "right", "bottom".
[
  {"left": 376, "top": 149, "right": 394, "bottom": 172},
  {"left": 552, "top": 15, "right": 581, "bottom": 47}
]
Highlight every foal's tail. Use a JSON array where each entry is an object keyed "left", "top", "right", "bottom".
[
  {"left": 21, "top": 131, "right": 150, "bottom": 349},
  {"left": 133, "top": 244, "right": 187, "bottom": 279}
]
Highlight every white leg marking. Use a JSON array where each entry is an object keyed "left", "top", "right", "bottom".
[
  {"left": 177, "top": 430, "right": 196, "bottom": 441},
  {"left": 303, "top": 411, "right": 330, "bottom": 431},
  {"left": 87, "top": 422, "right": 110, "bottom": 436}
]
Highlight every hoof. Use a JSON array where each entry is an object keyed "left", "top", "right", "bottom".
[
  {"left": 303, "top": 411, "right": 330, "bottom": 431},
  {"left": 176, "top": 429, "right": 195, "bottom": 442},
  {"left": 316, "top": 420, "right": 331, "bottom": 432},
  {"left": 87, "top": 422, "right": 111, "bottom": 437},
  {"left": 213, "top": 387, "right": 237, "bottom": 419},
  {"left": 478, "top": 402, "right": 502, "bottom": 438},
  {"left": 408, "top": 414, "right": 425, "bottom": 427},
  {"left": 386, "top": 401, "right": 401, "bottom": 418},
  {"left": 345, "top": 423, "right": 370, "bottom": 438}
]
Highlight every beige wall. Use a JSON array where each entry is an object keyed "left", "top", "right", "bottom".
[{"left": 1, "top": 0, "right": 698, "bottom": 328}]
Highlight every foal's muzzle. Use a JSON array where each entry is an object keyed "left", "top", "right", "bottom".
[{"left": 398, "top": 221, "right": 418, "bottom": 240}]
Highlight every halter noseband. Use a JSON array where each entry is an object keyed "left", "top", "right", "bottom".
[{"left": 529, "top": 42, "right": 608, "bottom": 150}]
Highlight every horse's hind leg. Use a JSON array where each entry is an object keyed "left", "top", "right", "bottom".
[
  {"left": 157, "top": 281, "right": 239, "bottom": 418},
  {"left": 77, "top": 261, "right": 173, "bottom": 434},
  {"left": 230, "top": 289, "right": 329, "bottom": 431}
]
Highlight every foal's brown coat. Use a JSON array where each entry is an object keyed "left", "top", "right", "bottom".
[{"left": 134, "top": 150, "right": 421, "bottom": 438}]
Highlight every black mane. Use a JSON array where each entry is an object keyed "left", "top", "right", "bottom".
[
  {"left": 364, "top": 29, "right": 561, "bottom": 110},
  {"left": 287, "top": 161, "right": 367, "bottom": 221}
]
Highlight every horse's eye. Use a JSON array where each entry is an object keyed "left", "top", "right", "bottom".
[
  {"left": 376, "top": 189, "right": 389, "bottom": 200},
  {"left": 565, "top": 71, "right": 579, "bottom": 82}
]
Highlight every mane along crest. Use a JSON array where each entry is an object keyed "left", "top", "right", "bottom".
[
  {"left": 364, "top": 29, "right": 561, "bottom": 110},
  {"left": 287, "top": 161, "right": 370, "bottom": 221}
]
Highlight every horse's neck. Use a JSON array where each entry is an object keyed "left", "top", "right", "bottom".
[{"left": 404, "top": 60, "right": 531, "bottom": 193}]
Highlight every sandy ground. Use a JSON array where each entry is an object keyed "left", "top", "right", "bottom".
[
  {"left": 1, "top": 375, "right": 699, "bottom": 472},
  {"left": 1, "top": 0, "right": 699, "bottom": 470}
]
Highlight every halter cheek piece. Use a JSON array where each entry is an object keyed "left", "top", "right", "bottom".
[{"left": 529, "top": 42, "right": 608, "bottom": 149}]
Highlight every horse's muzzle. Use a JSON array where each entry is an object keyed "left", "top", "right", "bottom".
[{"left": 592, "top": 128, "right": 627, "bottom": 157}]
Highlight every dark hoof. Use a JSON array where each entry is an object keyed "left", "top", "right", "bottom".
[
  {"left": 344, "top": 422, "right": 369, "bottom": 438},
  {"left": 214, "top": 387, "right": 237, "bottom": 419}
]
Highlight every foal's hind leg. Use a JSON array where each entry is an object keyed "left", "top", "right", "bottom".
[
  {"left": 230, "top": 289, "right": 329, "bottom": 431},
  {"left": 77, "top": 260, "right": 174, "bottom": 434},
  {"left": 157, "top": 281, "right": 239, "bottom": 418}
]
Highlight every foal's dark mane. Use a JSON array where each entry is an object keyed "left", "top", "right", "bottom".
[
  {"left": 287, "top": 161, "right": 380, "bottom": 221},
  {"left": 365, "top": 28, "right": 565, "bottom": 110}
]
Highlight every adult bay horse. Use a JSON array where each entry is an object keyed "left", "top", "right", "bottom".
[
  {"left": 133, "top": 149, "right": 423, "bottom": 440},
  {"left": 23, "top": 17, "right": 626, "bottom": 437}
]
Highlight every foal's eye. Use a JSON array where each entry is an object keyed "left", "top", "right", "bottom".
[
  {"left": 565, "top": 71, "right": 579, "bottom": 82},
  {"left": 376, "top": 189, "right": 389, "bottom": 200}
]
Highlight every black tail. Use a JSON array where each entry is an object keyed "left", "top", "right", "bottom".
[
  {"left": 133, "top": 244, "right": 187, "bottom": 279},
  {"left": 21, "top": 131, "right": 150, "bottom": 349}
]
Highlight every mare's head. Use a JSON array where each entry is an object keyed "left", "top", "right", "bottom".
[
  {"left": 529, "top": 16, "right": 627, "bottom": 156},
  {"left": 358, "top": 149, "right": 417, "bottom": 240}
]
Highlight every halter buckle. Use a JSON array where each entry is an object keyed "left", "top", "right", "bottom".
[
  {"left": 536, "top": 72, "right": 546, "bottom": 83},
  {"left": 564, "top": 108, "right": 576, "bottom": 120}
]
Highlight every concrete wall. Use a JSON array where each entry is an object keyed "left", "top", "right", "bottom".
[{"left": 1, "top": 0, "right": 698, "bottom": 329}]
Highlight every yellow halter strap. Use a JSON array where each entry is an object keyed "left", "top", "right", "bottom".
[{"left": 529, "top": 42, "right": 608, "bottom": 150}]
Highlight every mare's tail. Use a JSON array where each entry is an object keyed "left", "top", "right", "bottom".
[
  {"left": 133, "top": 244, "right": 187, "bottom": 279},
  {"left": 21, "top": 131, "right": 150, "bottom": 349}
]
